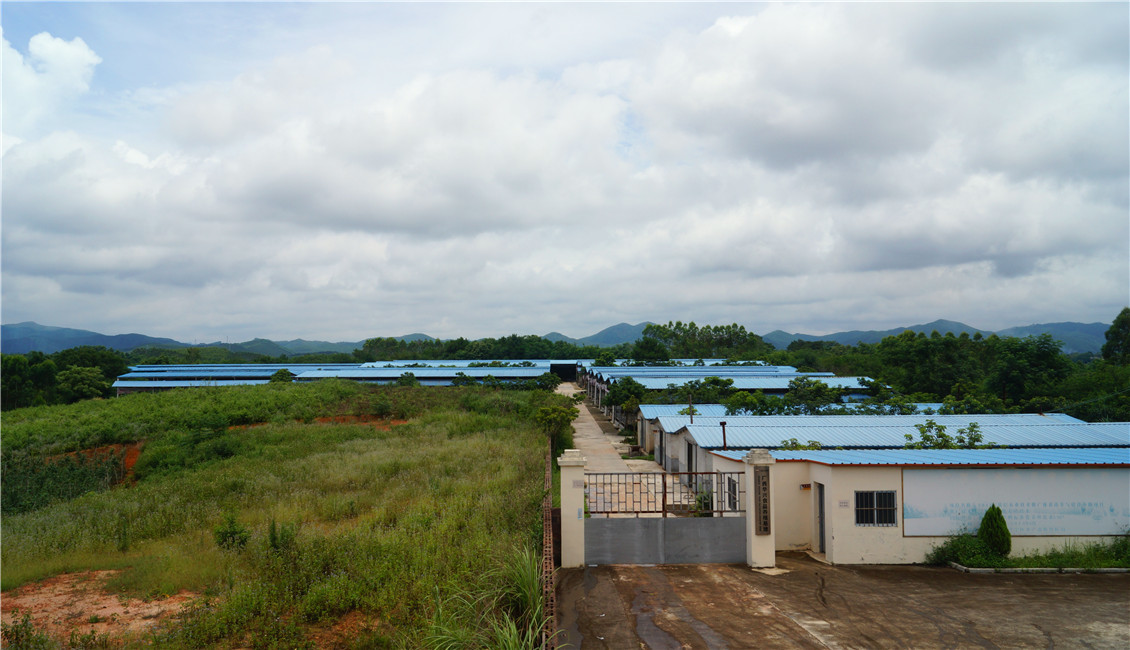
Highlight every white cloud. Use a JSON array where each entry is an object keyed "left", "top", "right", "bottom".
[
  {"left": 2, "top": 30, "right": 102, "bottom": 141},
  {"left": 1, "top": 4, "right": 1127, "bottom": 342}
]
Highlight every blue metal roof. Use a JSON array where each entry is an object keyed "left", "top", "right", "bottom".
[
  {"left": 630, "top": 376, "right": 868, "bottom": 390},
  {"left": 296, "top": 367, "right": 546, "bottom": 379},
  {"left": 121, "top": 370, "right": 287, "bottom": 378},
  {"left": 678, "top": 414, "right": 1083, "bottom": 427},
  {"left": 638, "top": 404, "right": 730, "bottom": 419},
  {"left": 658, "top": 413, "right": 1084, "bottom": 436},
  {"left": 710, "top": 447, "right": 1130, "bottom": 466},
  {"left": 684, "top": 421, "right": 1129, "bottom": 449},
  {"left": 359, "top": 360, "right": 558, "bottom": 368},
  {"left": 589, "top": 367, "right": 809, "bottom": 381},
  {"left": 579, "top": 359, "right": 732, "bottom": 368},
  {"left": 114, "top": 380, "right": 270, "bottom": 388},
  {"left": 129, "top": 364, "right": 361, "bottom": 372}
]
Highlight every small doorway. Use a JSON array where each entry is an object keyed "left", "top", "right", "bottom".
[{"left": 816, "top": 482, "right": 826, "bottom": 554}]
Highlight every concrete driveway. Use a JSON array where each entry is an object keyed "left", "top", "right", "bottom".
[{"left": 556, "top": 552, "right": 1130, "bottom": 649}]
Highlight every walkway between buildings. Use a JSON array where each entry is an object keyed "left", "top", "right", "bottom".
[{"left": 555, "top": 382, "right": 631, "bottom": 473}]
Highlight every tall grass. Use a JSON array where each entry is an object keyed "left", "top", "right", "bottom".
[
  {"left": 1, "top": 384, "right": 563, "bottom": 646},
  {"left": 424, "top": 546, "right": 553, "bottom": 650}
]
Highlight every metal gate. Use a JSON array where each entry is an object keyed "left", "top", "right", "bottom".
[{"left": 583, "top": 472, "right": 747, "bottom": 564}]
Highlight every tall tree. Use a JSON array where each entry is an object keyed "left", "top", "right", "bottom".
[
  {"left": 631, "top": 337, "right": 670, "bottom": 363},
  {"left": 1101, "top": 307, "right": 1130, "bottom": 365}
]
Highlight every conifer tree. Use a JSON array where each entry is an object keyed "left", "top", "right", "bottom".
[{"left": 977, "top": 504, "right": 1011, "bottom": 557}]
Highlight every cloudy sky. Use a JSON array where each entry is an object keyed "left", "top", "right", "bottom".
[{"left": 3, "top": 2, "right": 1127, "bottom": 343}]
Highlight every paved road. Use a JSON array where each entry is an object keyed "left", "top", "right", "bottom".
[{"left": 557, "top": 552, "right": 1130, "bottom": 649}]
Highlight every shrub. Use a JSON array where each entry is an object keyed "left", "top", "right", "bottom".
[
  {"left": 924, "top": 534, "right": 1007, "bottom": 568},
  {"left": 214, "top": 514, "right": 250, "bottom": 551},
  {"left": 0, "top": 610, "right": 54, "bottom": 649},
  {"left": 978, "top": 504, "right": 1012, "bottom": 557}
]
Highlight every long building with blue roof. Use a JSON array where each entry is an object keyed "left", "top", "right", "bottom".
[
  {"left": 704, "top": 445, "right": 1129, "bottom": 565},
  {"left": 668, "top": 419, "right": 1128, "bottom": 475},
  {"left": 114, "top": 360, "right": 569, "bottom": 393}
]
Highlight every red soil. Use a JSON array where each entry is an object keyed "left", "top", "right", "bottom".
[
  {"left": 47, "top": 442, "right": 144, "bottom": 480},
  {"left": 0, "top": 571, "right": 196, "bottom": 643}
]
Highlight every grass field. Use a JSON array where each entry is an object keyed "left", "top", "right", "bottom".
[{"left": 1, "top": 382, "right": 565, "bottom": 648}]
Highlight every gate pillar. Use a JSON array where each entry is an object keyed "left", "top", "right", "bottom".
[
  {"left": 558, "top": 449, "right": 587, "bottom": 568},
  {"left": 744, "top": 449, "right": 776, "bottom": 568}
]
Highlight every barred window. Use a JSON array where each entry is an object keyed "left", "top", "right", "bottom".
[
  {"left": 726, "top": 476, "right": 739, "bottom": 511},
  {"left": 855, "top": 491, "right": 897, "bottom": 526}
]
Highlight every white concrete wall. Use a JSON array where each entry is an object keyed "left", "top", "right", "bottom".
[
  {"left": 666, "top": 430, "right": 685, "bottom": 472},
  {"left": 816, "top": 464, "right": 1129, "bottom": 565},
  {"left": 712, "top": 455, "right": 813, "bottom": 550},
  {"left": 712, "top": 455, "right": 1129, "bottom": 564}
]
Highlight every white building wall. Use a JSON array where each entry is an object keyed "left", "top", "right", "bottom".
[
  {"left": 712, "top": 454, "right": 1129, "bottom": 565},
  {"left": 817, "top": 465, "right": 1130, "bottom": 565}
]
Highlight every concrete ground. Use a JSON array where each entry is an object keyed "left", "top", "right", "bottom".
[
  {"left": 555, "top": 382, "right": 635, "bottom": 473},
  {"left": 557, "top": 552, "right": 1130, "bottom": 649}
]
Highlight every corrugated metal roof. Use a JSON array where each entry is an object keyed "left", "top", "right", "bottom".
[
  {"left": 129, "top": 364, "right": 361, "bottom": 372},
  {"left": 121, "top": 370, "right": 286, "bottom": 378},
  {"left": 640, "top": 403, "right": 955, "bottom": 419},
  {"left": 638, "top": 404, "right": 730, "bottom": 418},
  {"left": 593, "top": 366, "right": 806, "bottom": 375},
  {"left": 709, "top": 447, "right": 1130, "bottom": 466},
  {"left": 114, "top": 380, "right": 270, "bottom": 388},
  {"left": 631, "top": 376, "right": 868, "bottom": 390},
  {"left": 359, "top": 360, "right": 557, "bottom": 368},
  {"left": 679, "top": 414, "right": 1084, "bottom": 427},
  {"left": 580, "top": 359, "right": 732, "bottom": 368},
  {"left": 296, "top": 367, "right": 546, "bottom": 379},
  {"left": 684, "top": 421, "right": 1129, "bottom": 449},
  {"left": 659, "top": 413, "right": 1085, "bottom": 435}
]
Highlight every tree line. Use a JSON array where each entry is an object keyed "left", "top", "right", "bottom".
[
  {"left": 602, "top": 309, "right": 1130, "bottom": 422},
  {"left": 4, "top": 308, "right": 1127, "bottom": 419}
]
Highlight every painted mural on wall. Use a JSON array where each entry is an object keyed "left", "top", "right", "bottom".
[{"left": 903, "top": 468, "right": 1130, "bottom": 536}]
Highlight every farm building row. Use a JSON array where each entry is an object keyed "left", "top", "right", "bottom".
[
  {"left": 113, "top": 360, "right": 582, "bottom": 394},
  {"left": 604, "top": 406, "right": 1130, "bottom": 565}
]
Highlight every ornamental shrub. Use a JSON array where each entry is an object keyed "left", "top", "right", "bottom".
[{"left": 978, "top": 504, "right": 1011, "bottom": 557}]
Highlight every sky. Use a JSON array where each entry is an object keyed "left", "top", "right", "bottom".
[{"left": 2, "top": 2, "right": 1128, "bottom": 343}]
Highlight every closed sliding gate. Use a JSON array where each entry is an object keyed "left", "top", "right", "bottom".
[{"left": 584, "top": 472, "right": 747, "bottom": 564}]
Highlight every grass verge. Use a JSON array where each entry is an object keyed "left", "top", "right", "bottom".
[{"left": 926, "top": 534, "right": 1130, "bottom": 569}]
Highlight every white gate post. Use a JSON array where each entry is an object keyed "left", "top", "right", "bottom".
[
  {"left": 558, "top": 449, "right": 587, "bottom": 568},
  {"left": 744, "top": 448, "right": 777, "bottom": 568}
]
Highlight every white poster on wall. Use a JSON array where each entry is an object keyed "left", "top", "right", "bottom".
[{"left": 903, "top": 468, "right": 1130, "bottom": 536}]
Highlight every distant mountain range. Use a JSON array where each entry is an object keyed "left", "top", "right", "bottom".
[
  {"left": 761, "top": 319, "right": 1107, "bottom": 354},
  {"left": 543, "top": 322, "right": 655, "bottom": 348},
  {"left": 1, "top": 319, "right": 1109, "bottom": 356}
]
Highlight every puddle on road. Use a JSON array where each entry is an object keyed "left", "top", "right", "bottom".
[{"left": 631, "top": 591, "right": 682, "bottom": 650}]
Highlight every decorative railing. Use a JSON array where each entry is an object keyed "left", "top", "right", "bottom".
[{"left": 585, "top": 472, "right": 746, "bottom": 517}]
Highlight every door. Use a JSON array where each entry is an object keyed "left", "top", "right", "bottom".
[{"left": 816, "top": 483, "right": 826, "bottom": 554}]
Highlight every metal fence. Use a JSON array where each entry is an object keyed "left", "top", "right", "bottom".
[{"left": 585, "top": 472, "right": 746, "bottom": 517}]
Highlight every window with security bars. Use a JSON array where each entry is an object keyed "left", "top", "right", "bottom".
[
  {"left": 727, "top": 477, "right": 739, "bottom": 511},
  {"left": 855, "top": 491, "right": 897, "bottom": 526}
]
